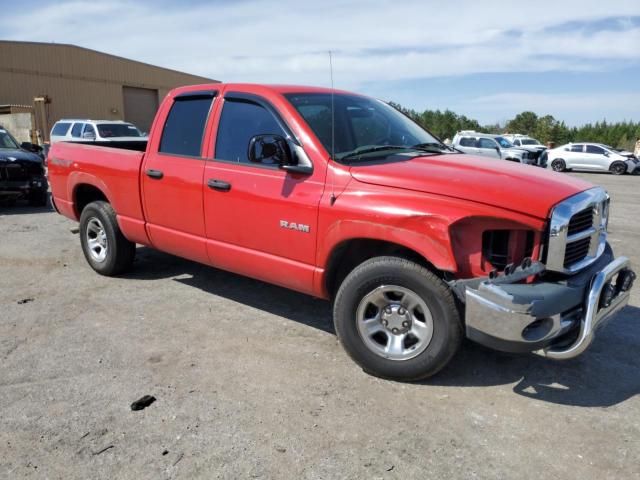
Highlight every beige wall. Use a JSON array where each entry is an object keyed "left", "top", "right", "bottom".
[
  {"left": 0, "top": 112, "right": 32, "bottom": 143},
  {"left": 0, "top": 41, "right": 218, "bottom": 133}
]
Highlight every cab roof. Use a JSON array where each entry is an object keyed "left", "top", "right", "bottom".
[{"left": 168, "top": 83, "right": 359, "bottom": 97}]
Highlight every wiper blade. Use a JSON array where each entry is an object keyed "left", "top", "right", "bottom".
[
  {"left": 411, "top": 142, "right": 454, "bottom": 153},
  {"left": 338, "top": 145, "right": 410, "bottom": 161}
]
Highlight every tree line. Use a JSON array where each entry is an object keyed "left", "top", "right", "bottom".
[{"left": 389, "top": 102, "right": 640, "bottom": 151}]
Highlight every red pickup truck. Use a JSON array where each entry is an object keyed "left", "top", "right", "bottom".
[{"left": 48, "top": 83, "right": 635, "bottom": 380}]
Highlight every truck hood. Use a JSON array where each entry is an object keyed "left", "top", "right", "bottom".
[
  {"left": 349, "top": 153, "right": 594, "bottom": 219},
  {"left": 0, "top": 148, "right": 43, "bottom": 165}
]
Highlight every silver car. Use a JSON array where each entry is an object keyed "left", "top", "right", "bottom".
[
  {"left": 451, "top": 131, "right": 536, "bottom": 164},
  {"left": 546, "top": 142, "right": 639, "bottom": 175}
]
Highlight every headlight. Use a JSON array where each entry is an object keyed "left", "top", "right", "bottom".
[
  {"left": 600, "top": 197, "right": 610, "bottom": 232},
  {"left": 482, "top": 229, "right": 535, "bottom": 272}
]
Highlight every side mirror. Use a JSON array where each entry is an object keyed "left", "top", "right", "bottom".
[
  {"left": 248, "top": 134, "right": 312, "bottom": 174},
  {"left": 495, "top": 146, "right": 500, "bottom": 152},
  {"left": 82, "top": 131, "right": 96, "bottom": 140}
]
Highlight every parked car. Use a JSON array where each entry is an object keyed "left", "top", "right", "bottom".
[
  {"left": 502, "top": 134, "right": 547, "bottom": 163},
  {"left": 451, "top": 131, "right": 537, "bottom": 164},
  {"left": 50, "top": 119, "right": 146, "bottom": 144},
  {"left": 48, "top": 84, "right": 635, "bottom": 381},
  {"left": 546, "top": 142, "right": 640, "bottom": 175},
  {"left": 0, "top": 125, "right": 48, "bottom": 206}
]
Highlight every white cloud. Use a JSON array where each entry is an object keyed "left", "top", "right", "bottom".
[
  {"left": 2, "top": 0, "right": 639, "bottom": 85},
  {"left": 1, "top": 0, "right": 639, "bottom": 123}
]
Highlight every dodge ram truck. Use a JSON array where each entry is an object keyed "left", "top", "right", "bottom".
[{"left": 47, "top": 84, "right": 635, "bottom": 380}]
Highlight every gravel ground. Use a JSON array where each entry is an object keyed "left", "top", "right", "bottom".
[{"left": 1, "top": 172, "right": 639, "bottom": 479}]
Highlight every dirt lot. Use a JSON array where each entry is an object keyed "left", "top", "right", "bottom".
[{"left": 1, "top": 172, "right": 639, "bottom": 479}]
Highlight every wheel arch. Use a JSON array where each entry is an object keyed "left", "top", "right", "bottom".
[
  {"left": 323, "top": 237, "right": 452, "bottom": 299},
  {"left": 73, "top": 183, "right": 110, "bottom": 218}
]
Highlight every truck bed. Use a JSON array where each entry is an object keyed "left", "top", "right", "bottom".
[{"left": 47, "top": 142, "right": 147, "bottom": 239}]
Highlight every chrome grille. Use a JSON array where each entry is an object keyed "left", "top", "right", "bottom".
[
  {"left": 567, "top": 206, "right": 594, "bottom": 236},
  {"left": 546, "top": 188, "right": 609, "bottom": 273},
  {"left": 563, "top": 236, "right": 591, "bottom": 267}
]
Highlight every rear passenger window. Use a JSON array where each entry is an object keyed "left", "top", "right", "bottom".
[
  {"left": 459, "top": 137, "right": 476, "bottom": 147},
  {"left": 215, "top": 99, "right": 286, "bottom": 164},
  {"left": 52, "top": 122, "right": 71, "bottom": 136},
  {"left": 159, "top": 96, "right": 214, "bottom": 157},
  {"left": 71, "top": 123, "right": 84, "bottom": 138},
  {"left": 571, "top": 145, "right": 583, "bottom": 152}
]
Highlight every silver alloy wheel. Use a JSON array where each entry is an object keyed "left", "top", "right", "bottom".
[
  {"left": 86, "top": 217, "right": 108, "bottom": 263},
  {"left": 356, "top": 285, "right": 434, "bottom": 361}
]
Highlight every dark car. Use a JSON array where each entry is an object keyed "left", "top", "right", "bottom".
[{"left": 0, "top": 126, "right": 48, "bottom": 206}]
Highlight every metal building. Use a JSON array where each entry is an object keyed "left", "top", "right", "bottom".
[{"left": 0, "top": 40, "right": 218, "bottom": 141}]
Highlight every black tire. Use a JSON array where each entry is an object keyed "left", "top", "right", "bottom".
[
  {"left": 609, "top": 161, "right": 627, "bottom": 175},
  {"left": 333, "top": 256, "right": 462, "bottom": 381},
  {"left": 551, "top": 159, "right": 566, "bottom": 172},
  {"left": 28, "top": 189, "right": 48, "bottom": 207},
  {"left": 79, "top": 200, "right": 135, "bottom": 276}
]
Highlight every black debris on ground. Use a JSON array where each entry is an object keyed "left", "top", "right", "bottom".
[
  {"left": 92, "top": 445, "right": 114, "bottom": 456},
  {"left": 130, "top": 395, "right": 156, "bottom": 411}
]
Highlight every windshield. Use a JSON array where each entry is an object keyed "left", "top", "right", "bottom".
[
  {"left": 285, "top": 93, "right": 444, "bottom": 162},
  {"left": 97, "top": 123, "right": 142, "bottom": 138},
  {"left": 494, "top": 136, "right": 515, "bottom": 148},
  {"left": 0, "top": 129, "right": 20, "bottom": 149},
  {"left": 520, "top": 138, "right": 541, "bottom": 145}
]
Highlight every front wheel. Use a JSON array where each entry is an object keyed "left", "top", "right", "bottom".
[
  {"left": 551, "top": 158, "right": 566, "bottom": 172},
  {"left": 333, "top": 257, "right": 462, "bottom": 381},
  {"left": 609, "top": 161, "right": 627, "bottom": 175},
  {"left": 79, "top": 201, "right": 135, "bottom": 276}
]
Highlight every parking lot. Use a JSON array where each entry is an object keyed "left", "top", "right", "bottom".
[{"left": 1, "top": 172, "right": 638, "bottom": 479}]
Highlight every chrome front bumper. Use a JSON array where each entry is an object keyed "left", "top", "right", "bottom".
[{"left": 464, "top": 255, "right": 633, "bottom": 359}]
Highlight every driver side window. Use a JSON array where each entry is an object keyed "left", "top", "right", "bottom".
[
  {"left": 215, "top": 99, "right": 286, "bottom": 165},
  {"left": 478, "top": 138, "right": 497, "bottom": 149}
]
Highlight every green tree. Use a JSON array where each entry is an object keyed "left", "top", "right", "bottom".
[
  {"left": 506, "top": 111, "right": 538, "bottom": 135},
  {"left": 388, "top": 101, "right": 640, "bottom": 150}
]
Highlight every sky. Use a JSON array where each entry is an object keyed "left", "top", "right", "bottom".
[{"left": 2, "top": 0, "right": 639, "bottom": 126}]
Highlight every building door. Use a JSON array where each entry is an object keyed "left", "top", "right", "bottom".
[{"left": 122, "top": 86, "right": 158, "bottom": 133}]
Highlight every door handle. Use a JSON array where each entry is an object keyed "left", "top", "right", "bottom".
[
  {"left": 207, "top": 179, "right": 231, "bottom": 192},
  {"left": 145, "top": 169, "right": 164, "bottom": 179}
]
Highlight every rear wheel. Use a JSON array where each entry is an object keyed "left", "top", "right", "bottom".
[
  {"left": 333, "top": 257, "right": 462, "bottom": 381},
  {"left": 609, "top": 161, "right": 627, "bottom": 175},
  {"left": 79, "top": 201, "right": 135, "bottom": 276},
  {"left": 551, "top": 159, "right": 566, "bottom": 172}
]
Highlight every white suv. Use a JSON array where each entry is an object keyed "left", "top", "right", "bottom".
[
  {"left": 546, "top": 143, "right": 639, "bottom": 175},
  {"left": 451, "top": 131, "right": 536, "bottom": 164},
  {"left": 50, "top": 119, "right": 146, "bottom": 144},
  {"left": 502, "top": 134, "right": 546, "bottom": 163}
]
